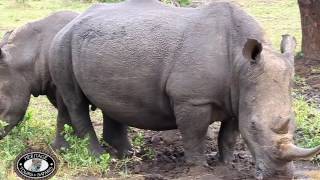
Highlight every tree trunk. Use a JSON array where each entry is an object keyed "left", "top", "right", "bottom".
[{"left": 298, "top": 0, "right": 320, "bottom": 60}]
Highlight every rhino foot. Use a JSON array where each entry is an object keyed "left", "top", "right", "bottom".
[
  {"left": 117, "top": 148, "right": 134, "bottom": 159},
  {"left": 216, "top": 152, "right": 235, "bottom": 164},
  {"left": 91, "top": 147, "right": 106, "bottom": 156},
  {"left": 185, "top": 154, "right": 208, "bottom": 167},
  {"left": 51, "top": 138, "right": 69, "bottom": 151}
]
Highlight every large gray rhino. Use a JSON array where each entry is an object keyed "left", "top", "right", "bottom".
[
  {"left": 0, "top": 11, "right": 89, "bottom": 150},
  {"left": 0, "top": 0, "right": 318, "bottom": 179},
  {"left": 47, "top": 0, "right": 320, "bottom": 178}
]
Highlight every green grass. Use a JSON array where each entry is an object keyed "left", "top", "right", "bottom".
[
  {"left": 0, "top": 0, "right": 302, "bottom": 51},
  {"left": 236, "top": 0, "right": 302, "bottom": 52},
  {"left": 0, "top": 109, "right": 55, "bottom": 179},
  {"left": 0, "top": 0, "right": 96, "bottom": 37},
  {"left": 293, "top": 76, "right": 320, "bottom": 161},
  {"left": 162, "top": 0, "right": 191, "bottom": 6},
  {"left": 59, "top": 125, "right": 111, "bottom": 176},
  {"left": 294, "top": 97, "right": 320, "bottom": 161}
]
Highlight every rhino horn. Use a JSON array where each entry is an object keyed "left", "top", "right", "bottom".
[
  {"left": 271, "top": 118, "right": 290, "bottom": 134},
  {"left": 281, "top": 143, "right": 320, "bottom": 160}
]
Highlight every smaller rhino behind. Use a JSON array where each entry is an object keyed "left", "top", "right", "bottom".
[
  {"left": 0, "top": 11, "right": 102, "bottom": 152},
  {"left": 0, "top": 10, "right": 127, "bottom": 156}
]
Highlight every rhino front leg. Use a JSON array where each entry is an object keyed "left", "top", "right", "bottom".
[
  {"left": 174, "top": 103, "right": 211, "bottom": 166},
  {"left": 102, "top": 113, "right": 133, "bottom": 158},
  {"left": 217, "top": 118, "right": 239, "bottom": 163}
]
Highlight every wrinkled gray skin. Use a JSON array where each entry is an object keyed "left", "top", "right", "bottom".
[
  {"left": 48, "top": 0, "right": 320, "bottom": 178},
  {"left": 0, "top": 11, "right": 91, "bottom": 152},
  {"left": 1, "top": 0, "right": 319, "bottom": 179}
]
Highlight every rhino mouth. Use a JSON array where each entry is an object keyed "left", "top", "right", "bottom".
[
  {"left": 251, "top": 140, "right": 320, "bottom": 179},
  {"left": 255, "top": 158, "right": 293, "bottom": 180}
]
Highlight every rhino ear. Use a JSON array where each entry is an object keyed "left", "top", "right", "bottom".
[
  {"left": 280, "top": 34, "right": 296, "bottom": 55},
  {"left": 280, "top": 34, "right": 296, "bottom": 65},
  {"left": 242, "top": 38, "right": 263, "bottom": 64}
]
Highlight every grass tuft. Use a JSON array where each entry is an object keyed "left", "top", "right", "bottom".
[
  {"left": 0, "top": 110, "right": 54, "bottom": 179},
  {"left": 58, "top": 124, "right": 111, "bottom": 176}
]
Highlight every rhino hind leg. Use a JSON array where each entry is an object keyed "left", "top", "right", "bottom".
[
  {"left": 49, "top": 43, "right": 104, "bottom": 156},
  {"left": 51, "top": 128, "right": 70, "bottom": 151},
  {"left": 46, "top": 89, "right": 71, "bottom": 151},
  {"left": 102, "top": 113, "right": 133, "bottom": 158},
  {"left": 61, "top": 92, "right": 104, "bottom": 155},
  {"left": 51, "top": 94, "right": 73, "bottom": 151},
  {"left": 217, "top": 118, "right": 239, "bottom": 163},
  {"left": 51, "top": 109, "right": 71, "bottom": 150},
  {"left": 174, "top": 104, "right": 211, "bottom": 166}
]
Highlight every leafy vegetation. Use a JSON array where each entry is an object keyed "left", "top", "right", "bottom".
[
  {"left": 161, "top": 0, "right": 191, "bottom": 6},
  {"left": 59, "top": 124, "right": 111, "bottom": 176},
  {"left": 132, "top": 130, "right": 156, "bottom": 160},
  {"left": 0, "top": 110, "right": 112, "bottom": 179},
  {"left": 0, "top": 110, "right": 54, "bottom": 179}
]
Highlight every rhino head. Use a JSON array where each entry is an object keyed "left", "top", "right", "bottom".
[
  {"left": 0, "top": 30, "right": 31, "bottom": 138},
  {"left": 238, "top": 36, "right": 320, "bottom": 179},
  {"left": 0, "top": 11, "right": 78, "bottom": 140}
]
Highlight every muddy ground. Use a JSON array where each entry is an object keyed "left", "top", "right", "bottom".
[
  {"left": 295, "top": 57, "right": 320, "bottom": 108},
  {"left": 86, "top": 57, "right": 320, "bottom": 180}
]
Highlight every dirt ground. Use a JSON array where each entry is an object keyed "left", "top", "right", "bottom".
[
  {"left": 83, "top": 57, "right": 320, "bottom": 180},
  {"left": 295, "top": 57, "right": 320, "bottom": 109},
  {"left": 114, "top": 126, "right": 256, "bottom": 180}
]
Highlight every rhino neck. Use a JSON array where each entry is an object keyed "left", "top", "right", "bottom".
[
  {"left": 6, "top": 11, "right": 78, "bottom": 97},
  {"left": 31, "top": 52, "right": 51, "bottom": 97},
  {"left": 225, "top": 3, "right": 270, "bottom": 118},
  {"left": 6, "top": 43, "right": 51, "bottom": 97}
]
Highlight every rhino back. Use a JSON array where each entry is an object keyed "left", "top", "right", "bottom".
[
  {"left": 70, "top": 3, "right": 189, "bottom": 129},
  {"left": 53, "top": 1, "right": 261, "bottom": 129}
]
